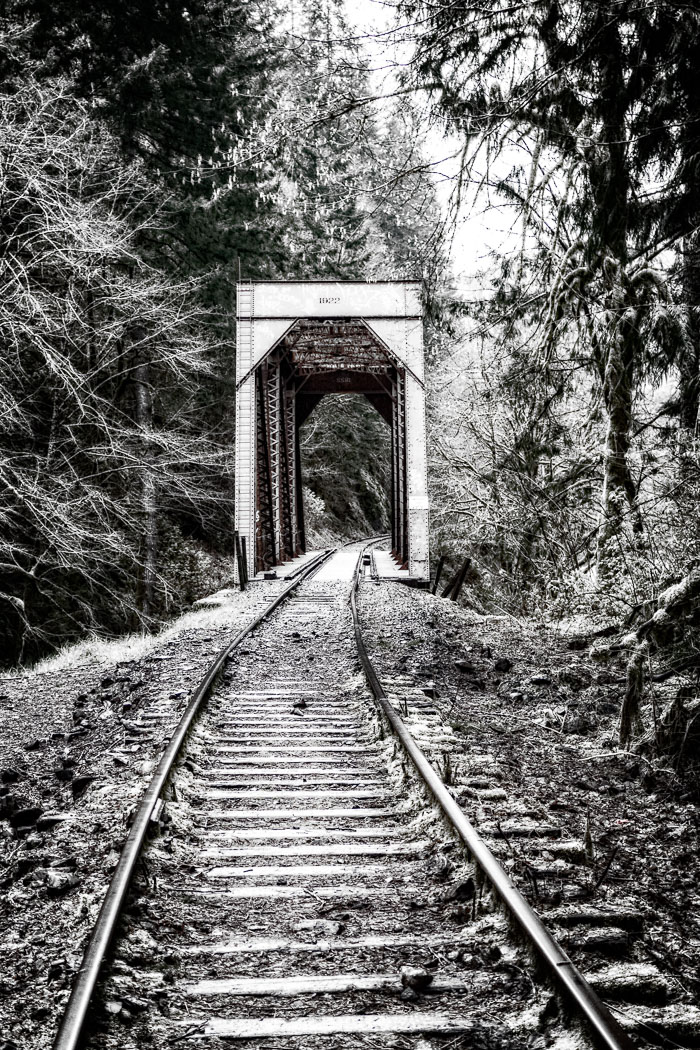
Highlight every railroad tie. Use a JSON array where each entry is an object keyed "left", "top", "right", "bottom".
[{"left": 63, "top": 548, "right": 660, "bottom": 1050}]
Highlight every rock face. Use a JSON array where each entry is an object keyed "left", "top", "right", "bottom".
[
  {"left": 528, "top": 672, "right": 551, "bottom": 686},
  {"left": 443, "top": 878, "right": 475, "bottom": 902},
  {"left": 36, "top": 813, "right": 67, "bottom": 831}
]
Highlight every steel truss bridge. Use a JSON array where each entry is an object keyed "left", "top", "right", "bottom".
[{"left": 234, "top": 281, "right": 429, "bottom": 581}]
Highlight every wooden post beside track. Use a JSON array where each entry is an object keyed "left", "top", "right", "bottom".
[
  {"left": 450, "top": 557, "right": 471, "bottom": 602},
  {"left": 234, "top": 531, "right": 246, "bottom": 592},
  {"left": 431, "top": 554, "right": 445, "bottom": 596},
  {"left": 241, "top": 536, "right": 249, "bottom": 586}
]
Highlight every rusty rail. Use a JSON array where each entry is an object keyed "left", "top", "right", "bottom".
[
  {"left": 53, "top": 547, "right": 334, "bottom": 1050},
  {"left": 350, "top": 553, "right": 636, "bottom": 1050}
]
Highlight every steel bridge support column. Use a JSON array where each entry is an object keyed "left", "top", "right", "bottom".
[
  {"left": 295, "top": 424, "right": 306, "bottom": 555},
  {"left": 281, "top": 384, "right": 298, "bottom": 559},
  {"left": 391, "top": 371, "right": 409, "bottom": 568},
  {"left": 404, "top": 370, "right": 429, "bottom": 580},
  {"left": 256, "top": 363, "right": 277, "bottom": 571},
  {"left": 400, "top": 372, "right": 409, "bottom": 565},
  {"left": 392, "top": 413, "right": 396, "bottom": 554},
  {"left": 265, "top": 361, "right": 282, "bottom": 563}
]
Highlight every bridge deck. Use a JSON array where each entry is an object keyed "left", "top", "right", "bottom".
[{"left": 253, "top": 546, "right": 413, "bottom": 583}]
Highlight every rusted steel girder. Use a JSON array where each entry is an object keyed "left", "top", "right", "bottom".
[
  {"left": 255, "top": 364, "right": 277, "bottom": 570},
  {"left": 256, "top": 355, "right": 299, "bottom": 571}
]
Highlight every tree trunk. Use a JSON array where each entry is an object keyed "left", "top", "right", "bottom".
[
  {"left": 133, "top": 349, "right": 157, "bottom": 621},
  {"left": 679, "top": 233, "right": 700, "bottom": 439},
  {"left": 597, "top": 329, "right": 640, "bottom": 576}
]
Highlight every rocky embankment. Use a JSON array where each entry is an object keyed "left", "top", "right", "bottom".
[{"left": 0, "top": 586, "right": 280, "bottom": 1049}]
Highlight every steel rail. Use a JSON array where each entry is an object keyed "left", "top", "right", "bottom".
[
  {"left": 349, "top": 557, "right": 637, "bottom": 1050},
  {"left": 342, "top": 533, "right": 389, "bottom": 546},
  {"left": 53, "top": 547, "right": 335, "bottom": 1050}
]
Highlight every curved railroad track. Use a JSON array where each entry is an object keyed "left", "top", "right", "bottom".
[{"left": 53, "top": 543, "right": 652, "bottom": 1050}]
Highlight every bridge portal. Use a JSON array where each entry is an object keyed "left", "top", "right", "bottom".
[{"left": 234, "top": 280, "right": 429, "bottom": 581}]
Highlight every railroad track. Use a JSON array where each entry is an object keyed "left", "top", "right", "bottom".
[{"left": 53, "top": 544, "right": 672, "bottom": 1050}]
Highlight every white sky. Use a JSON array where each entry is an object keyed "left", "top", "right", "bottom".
[{"left": 343, "top": 0, "right": 520, "bottom": 294}]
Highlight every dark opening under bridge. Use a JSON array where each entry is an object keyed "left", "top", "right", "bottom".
[{"left": 234, "top": 280, "right": 429, "bottom": 582}]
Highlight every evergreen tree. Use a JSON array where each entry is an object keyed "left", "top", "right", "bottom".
[{"left": 402, "top": 0, "right": 696, "bottom": 575}]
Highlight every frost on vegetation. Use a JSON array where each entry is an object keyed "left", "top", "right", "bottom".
[{"left": 8, "top": 588, "right": 252, "bottom": 677}]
